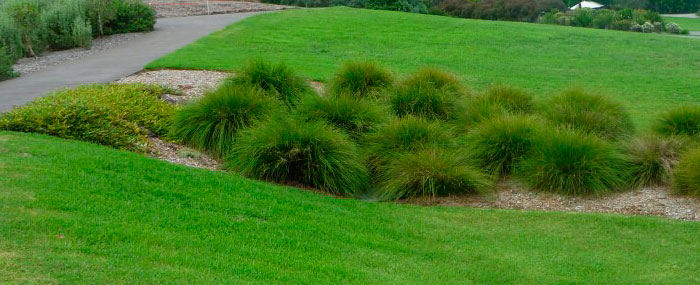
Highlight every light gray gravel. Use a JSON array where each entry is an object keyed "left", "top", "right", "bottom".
[
  {"left": 13, "top": 33, "right": 145, "bottom": 76},
  {"left": 147, "top": 0, "right": 291, "bottom": 18},
  {"left": 118, "top": 69, "right": 231, "bottom": 100}
]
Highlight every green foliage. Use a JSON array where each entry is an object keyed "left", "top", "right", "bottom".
[
  {"left": 41, "top": 0, "right": 91, "bottom": 49},
  {"left": 673, "top": 147, "right": 700, "bottom": 197},
  {"left": 654, "top": 105, "right": 700, "bottom": 139},
  {"left": 364, "top": 116, "right": 454, "bottom": 169},
  {"left": 468, "top": 115, "right": 545, "bottom": 176},
  {"left": 227, "top": 59, "right": 313, "bottom": 107},
  {"left": 0, "top": 46, "right": 17, "bottom": 80},
  {"left": 171, "top": 83, "right": 280, "bottom": 158},
  {"left": 86, "top": 0, "right": 114, "bottom": 36},
  {"left": 516, "top": 129, "right": 629, "bottom": 195},
  {"left": 295, "top": 93, "right": 389, "bottom": 139},
  {"left": 104, "top": 0, "right": 155, "bottom": 34},
  {"left": 403, "top": 67, "right": 465, "bottom": 95},
  {"left": 665, "top": 22, "right": 681, "bottom": 34},
  {"left": 329, "top": 61, "right": 393, "bottom": 98},
  {"left": 0, "top": 83, "right": 174, "bottom": 151},
  {"left": 3, "top": 0, "right": 44, "bottom": 57},
  {"left": 592, "top": 9, "right": 615, "bottom": 28},
  {"left": 540, "top": 89, "right": 634, "bottom": 140},
  {"left": 389, "top": 67, "right": 466, "bottom": 120},
  {"left": 376, "top": 147, "right": 492, "bottom": 199},
  {"left": 389, "top": 81, "right": 462, "bottom": 120},
  {"left": 228, "top": 116, "right": 369, "bottom": 195},
  {"left": 438, "top": 0, "right": 540, "bottom": 22},
  {"left": 571, "top": 8, "right": 594, "bottom": 27},
  {"left": 625, "top": 134, "right": 687, "bottom": 187},
  {"left": 0, "top": 95, "right": 146, "bottom": 152},
  {"left": 366, "top": 0, "right": 427, "bottom": 13},
  {"left": 454, "top": 86, "right": 534, "bottom": 133},
  {"left": 0, "top": 10, "right": 24, "bottom": 60}
]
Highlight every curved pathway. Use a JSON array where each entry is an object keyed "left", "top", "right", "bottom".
[{"left": 0, "top": 12, "right": 261, "bottom": 112}]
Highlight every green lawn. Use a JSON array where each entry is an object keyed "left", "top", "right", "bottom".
[
  {"left": 1, "top": 131, "right": 700, "bottom": 283},
  {"left": 147, "top": 7, "right": 700, "bottom": 128},
  {"left": 663, "top": 16, "right": 700, "bottom": 31}
]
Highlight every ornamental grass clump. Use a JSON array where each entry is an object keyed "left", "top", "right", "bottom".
[
  {"left": 295, "top": 93, "right": 390, "bottom": 139},
  {"left": 454, "top": 85, "right": 535, "bottom": 133},
  {"left": 468, "top": 115, "right": 545, "bottom": 176},
  {"left": 654, "top": 105, "right": 700, "bottom": 139},
  {"left": 673, "top": 148, "right": 700, "bottom": 197},
  {"left": 227, "top": 59, "right": 312, "bottom": 107},
  {"left": 170, "top": 83, "right": 280, "bottom": 158},
  {"left": 516, "top": 129, "right": 629, "bottom": 195},
  {"left": 625, "top": 134, "right": 687, "bottom": 187},
  {"left": 540, "top": 89, "right": 634, "bottom": 140},
  {"left": 389, "top": 82, "right": 462, "bottom": 120},
  {"left": 228, "top": 117, "right": 369, "bottom": 195},
  {"left": 364, "top": 116, "right": 455, "bottom": 169},
  {"left": 376, "top": 147, "right": 492, "bottom": 200},
  {"left": 402, "top": 67, "right": 465, "bottom": 96},
  {"left": 329, "top": 61, "right": 393, "bottom": 98}
]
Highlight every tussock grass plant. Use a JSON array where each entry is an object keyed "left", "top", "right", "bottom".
[
  {"left": 228, "top": 116, "right": 369, "bottom": 195},
  {"left": 227, "top": 59, "right": 312, "bottom": 107},
  {"left": 540, "top": 89, "right": 634, "bottom": 140},
  {"left": 516, "top": 129, "right": 629, "bottom": 195},
  {"left": 673, "top": 147, "right": 700, "bottom": 197},
  {"left": 654, "top": 105, "right": 700, "bottom": 139},
  {"left": 468, "top": 115, "right": 545, "bottom": 176},
  {"left": 625, "top": 134, "right": 688, "bottom": 187},
  {"left": 376, "top": 147, "right": 492, "bottom": 200},
  {"left": 170, "top": 83, "right": 280, "bottom": 157},
  {"left": 295, "top": 93, "right": 389, "bottom": 139},
  {"left": 483, "top": 85, "right": 534, "bottom": 114},
  {"left": 364, "top": 116, "right": 455, "bottom": 169},
  {"left": 389, "top": 82, "right": 462, "bottom": 120},
  {"left": 329, "top": 61, "right": 393, "bottom": 98},
  {"left": 402, "top": 67, "right": 465, "bottom": 95}
]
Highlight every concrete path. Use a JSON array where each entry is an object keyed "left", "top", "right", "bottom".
[
  {"left": 662, "top": 13, "right": 699, "bottom": 19},
  {"left": 0, "top": 12, "right": 261, "bottom": 112}
]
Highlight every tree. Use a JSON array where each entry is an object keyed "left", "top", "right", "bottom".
[{"left": 87, "top": 0, "right": 114, "bottom": 36}]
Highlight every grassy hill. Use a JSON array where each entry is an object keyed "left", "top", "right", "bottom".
[
  {"left": 147, "top": 7, "right": 700, "bottom": 128},
  {"left": 2, "top": 131, "right": 700, "bottom": 283},
  {"left": 663, "top": 16, "right": 700, "bottom": 31}
]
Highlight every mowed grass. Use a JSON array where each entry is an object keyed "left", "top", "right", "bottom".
[
  {"left": 1, "top": 131, "right": 700, "bottom": 283},
  {"left": 663, "top": 16, "right": 700, "bottom": 31},
  {"left": 147, "top": 7, "right": 700, "bottom": 128}
]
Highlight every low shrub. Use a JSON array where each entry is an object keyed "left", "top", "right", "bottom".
[
  {"left": 295, "top": 93, "right": 389, "bottom": 139},
  {"left": 654, "top": 105, "right": 700, "bottom": 139},
  {"left": 640, "top": 21, "right": 655, "bottom": 33},
  {"left": 571, "top": 8, "right": 594, "bottom": 27},
  {"left": 540, "top": 89, "right": 634, "bottom": 140},
  {"left": 591, "top": 9, "right": 614, "bottom": 29},
  {"left": 227, "top": 59, "right": 312, "bottom": 107},
  {"left": 0, "top": 90, "right": 151, "bottom": 151},
  {"left": 389, "top": 81, "right": 462, "bottom": 120},
  {"left": 516, "top": 129, "right": 629, "bottom": 195},
  {"left": 468, "top": 115, "right": 545, "bottom": 176},
  {"left": 673, "top": 148, "right": 700, "bottom": 197},
  {"left": 438, "top": 0, "right": 540, "bottom": 22},
  {"left": 0, "top": 46, "right": 18, "bottom": 80},
  {"left": 45, "top": 84, "right": 175, "bottom": 136},
  {"left": 104, "top": 0, "right": 156, "bottom": 35},
  {"left": 3, "top": 0, "right": 45, "bottom": 57},
  {"left": 366, "top": 0, "right": 428, "bottom": 13},
  {"left": 364, "top": 116, "right": 455, "bottom": 169},
  {"left": 376, "top": 147, "right": 492, "bottom": 200},
  {"left": 228, "top": 117, "right": 369, "bottom": 195},
  {"left": 610, "top": 19, "right": 633, "bottom": 30},
  {"left": 171, "top": 83, "right": 280, "bottom": 157},
  {"left": 329, "top": 61, "right": 393, "bottom": 98},
  {"left": 666, "top": 22, "right": 682, "bottom": 34},
  {"left": 625, "top": 134, "right": 687, "bottom": 187}
]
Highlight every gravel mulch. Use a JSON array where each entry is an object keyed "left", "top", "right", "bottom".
[
  {"left": 12, "top": 33, "right": 145, "bottom": 76},
  {"left": 148, "top": 137, "right": 220, "bottom": 170},
  {"left": 146, "top": 0, "right": 291, "bottom": 18},
  {"left": 404, "top": 181, "right": 700, "bottom": 221},
  {"left": 117, "top": 69, "right": 231, "bottom": 100},
  {"left": 119, "top": 68, "right": 700, "bottom": 221}
]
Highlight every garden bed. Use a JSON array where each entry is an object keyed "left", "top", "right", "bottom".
[{"left": 117, "top": 68, "right": 700, "bottom": 222}]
